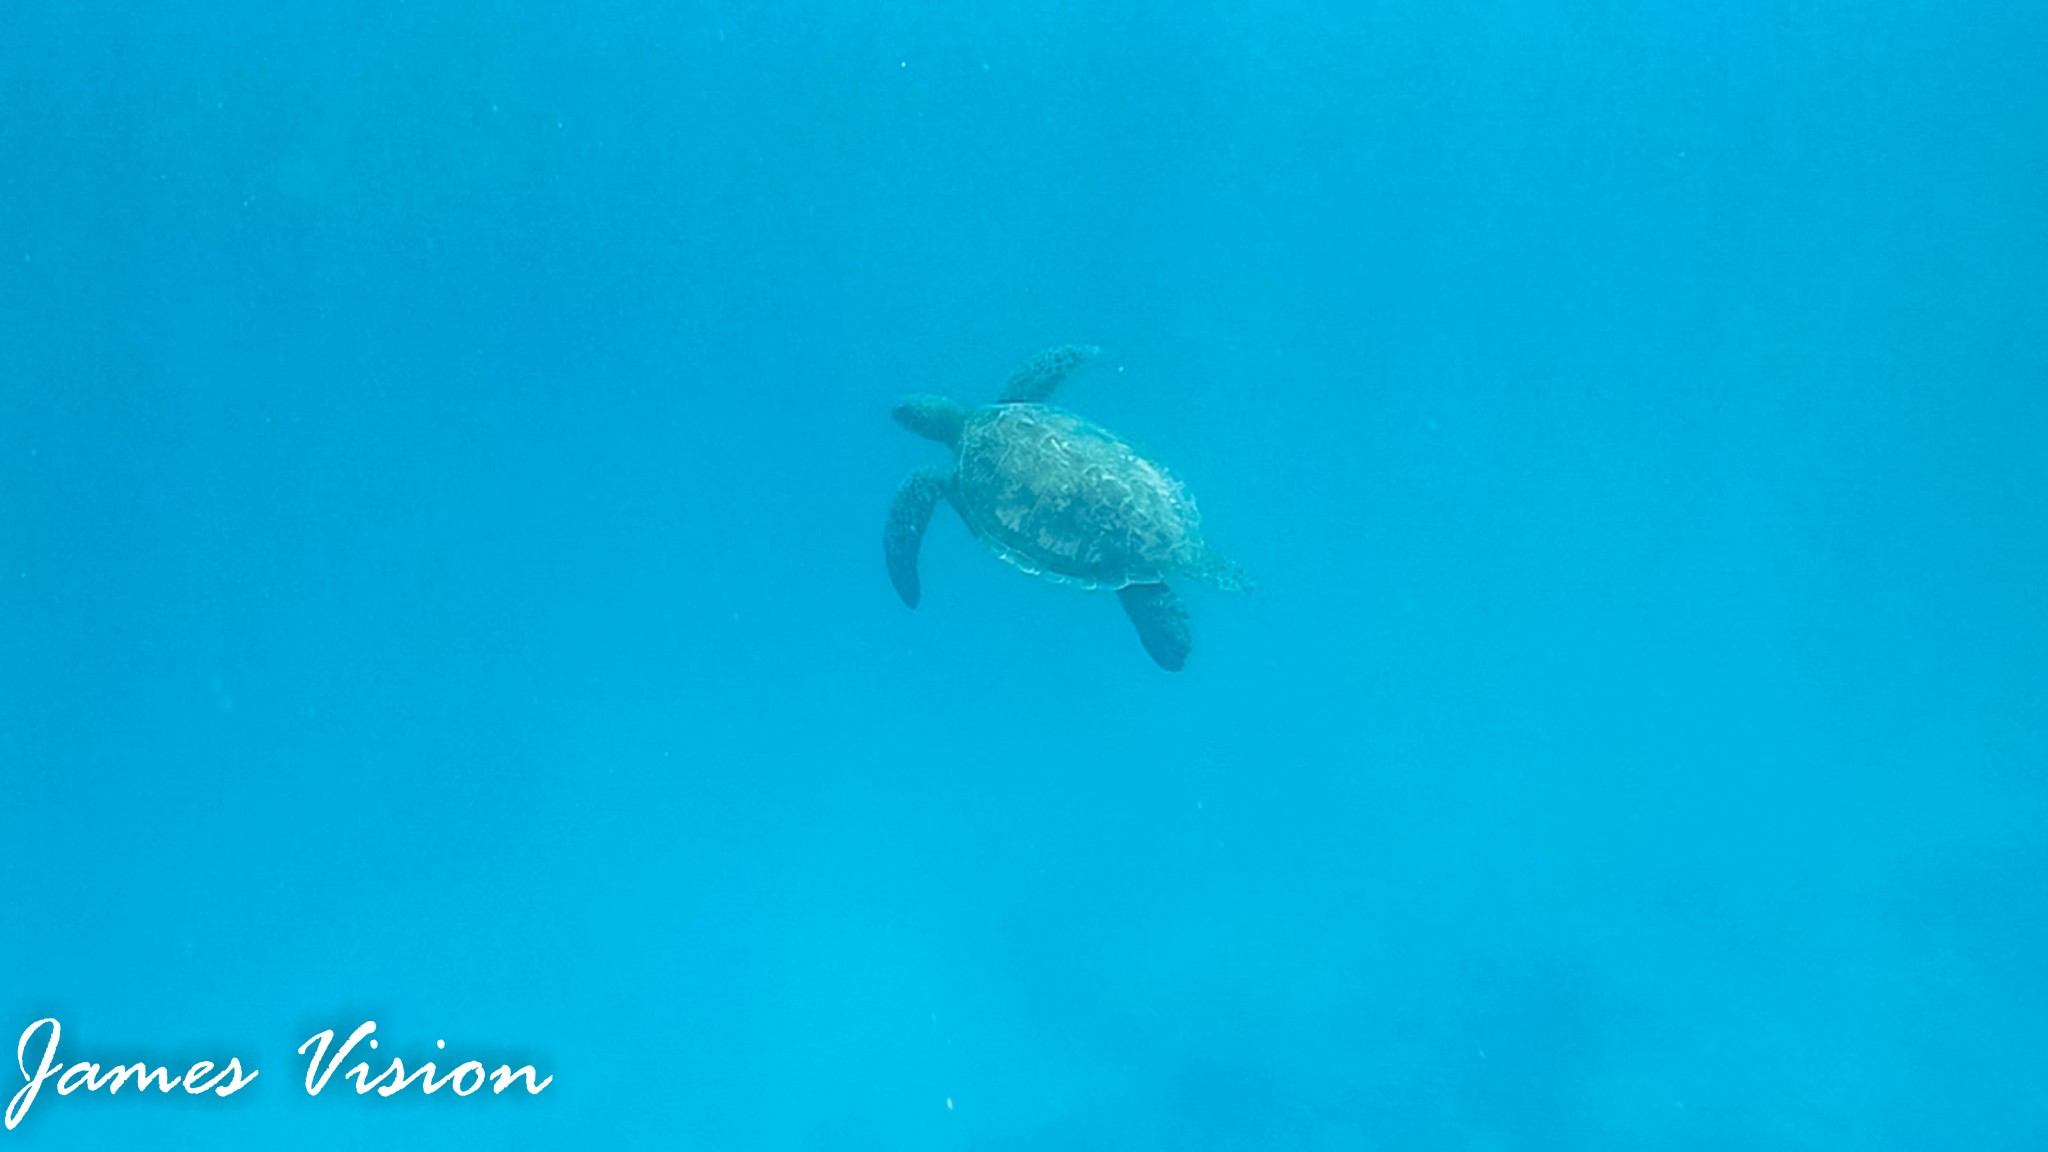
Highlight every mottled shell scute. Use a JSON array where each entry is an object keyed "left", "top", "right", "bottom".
[{"left": 951, "top": 403, "right": 1222, "bottom": 591}]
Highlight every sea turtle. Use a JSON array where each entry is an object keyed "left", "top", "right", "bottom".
[{"left": 883, "top": 344, "right": 1248, "bottom": 670}]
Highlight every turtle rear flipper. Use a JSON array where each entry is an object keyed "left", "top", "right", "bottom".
[
  {"left": 1118, "top": 583, "right": 1191, "bottom": 671},
  {"left": 997, "top": 344, "right": 1102, "bottom": 404},
  {"left": 885, "top": 466, "right": 953, "bottom": 608}
]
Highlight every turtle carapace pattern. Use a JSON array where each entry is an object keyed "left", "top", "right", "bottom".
[{"left": 883, "top": 345, "right": 1248, "bottom": 671}]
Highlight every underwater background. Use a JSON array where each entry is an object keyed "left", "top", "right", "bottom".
[{"left": 4, "top": 1, "right": 2045, "bottom": 1148}]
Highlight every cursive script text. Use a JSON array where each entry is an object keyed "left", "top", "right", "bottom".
[{"left": 6, "top": 1018, "right": 256, "bottom": 1131}]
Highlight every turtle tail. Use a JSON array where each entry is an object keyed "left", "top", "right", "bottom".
[
  {"left": 1182, "top": 542, "right": 1253, "bottom": 593},
  {"left": 1205, "top": 554, "right": 1254, "bottom": 593}
]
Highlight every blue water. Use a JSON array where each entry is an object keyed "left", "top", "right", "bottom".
[{"left": 4, "top": 2, "right": 2045, "bottom": 1148}]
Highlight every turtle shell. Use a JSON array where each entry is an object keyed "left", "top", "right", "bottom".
[{"left": 951, "top": 403, "right": 1206, "bottom": 590}]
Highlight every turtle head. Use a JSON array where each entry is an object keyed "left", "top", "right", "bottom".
[{"left": 892, "top": 394, "right": 968, "bottom": 448}]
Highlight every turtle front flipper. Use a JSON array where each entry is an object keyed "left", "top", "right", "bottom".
[
  {"left": 885, "top": 466, "right": 954, "bottom": 608},
  {"left": 997, "top": 344, "right": 1103, "bottom": 403},
  {"left": 1117, "top": 582, "right": 1192, "bottom": 671}
]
